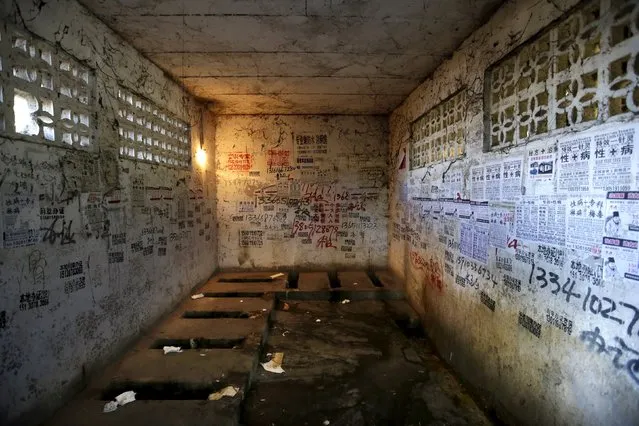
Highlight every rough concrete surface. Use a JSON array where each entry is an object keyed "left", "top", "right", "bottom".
[
  {"left": 77, "top": 0, "right": 503, "bottom": 115},
  {"left": 43, "top": 270, "right": 492, "bottom": 426}
]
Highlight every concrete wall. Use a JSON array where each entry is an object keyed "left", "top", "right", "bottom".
[
  {"left": 214, "top": 115, "right": 388, "bottom": 269},
  {"left": 389, "top": 0, "right": 639, "bottom": 425},
  {"left": 0, "top": 1, "right": 217, "bottom": 425}
]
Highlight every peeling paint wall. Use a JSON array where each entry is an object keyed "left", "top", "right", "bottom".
[
  {"left": 389, "top": 0, "right": 639, "bottom": 425},
  {"left": 0, "top": 1, "right": 217, "bottom": 425},
  {"left": 215, "top": 115, "right": 388, "bottom": 269}
]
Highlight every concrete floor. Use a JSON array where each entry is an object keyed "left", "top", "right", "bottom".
[{"left": 44, "top": 271, "right": 493, "bottom": 426}]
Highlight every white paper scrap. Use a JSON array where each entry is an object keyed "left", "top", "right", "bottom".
[
  {"left": 163, "top": 346, "right": 183, "bottom": 355},
  {"left": 191, "top": 293, "right": 204, "bottom": 300},
  {"left": 103, "top": 401, "right": 118, "bottom": 413},
  {"left": 270, "top": 272, "right": 285, "bottom": 279},
  {"left": 207, "top": 386, "right": 239, "bottom": 401},
  {"left": 115, "top": 391, "right": 136, "bottom": 406}
]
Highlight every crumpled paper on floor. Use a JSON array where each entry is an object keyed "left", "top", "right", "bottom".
[
  {"left": 207, "top": 386, "right": 239, "bottom": 400},
  {"left": 261, "top": 352, "right": 285, "bottom": 374},
  {"left": 103, "top": 391, "right": 136, "bottom": 413},
  {"left": 163, "top": 346, "right": 183, "bottom": 354}
]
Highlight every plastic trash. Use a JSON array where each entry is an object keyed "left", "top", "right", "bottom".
[
  {"left": 323, "top": 421, "right": 331, "bottom": 425},
  {"left": 191, "top": 293, "right": 204, "bottom": 300},
  {"left": 341, "top": 299, "right": 350, "bottom": 304},
  {"left": 261, "top": 352, "right": 285, "bottom": 374},
  {"left": 207, "top": 386, "right": 239, "bottom": 400},
  {"left": 270, "top": 272, "right": 285, "bottom": 279},
  {"left": 115, "top": 391, "right": 136, "bottom": 406},
  {"left": 316, "top": 319, "right": 321, "bottom": 323},
  {"left": 102, "top": 401, "right": 118, "bottom": 413},
  {"left": 163, "top": 346, "right": 183, "bottom": 355}
]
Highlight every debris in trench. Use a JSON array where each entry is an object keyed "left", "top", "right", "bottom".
[
  {"left": 163, "top": 346, "right": 183, "bottom": 355},
  {"left": 341, "top": 299, "right": 350, "bottom": 304},
  {"left": 190, "top": 338, "right": 197, "bottom": 349},
  {"left": 282, "top": 302, "right": 290, "bottom": 311},
  {"left": 282, "top": 330, "right": 289, "bottom": 336},
  {"left": 191, "top": 293, "right": 204, "bottom": 300},
  {"left": 103, "top": 391, "right": 136, "bottom": 413},
  {"left": 102, "top": 401, "right": 118, "bottom": 413},
  {"left": 270, "top": 272, "right": 285, "bottom": 279},
  {"left": 353, "top": 282, "right": 358, "bottom": 286},
  {"left": 207, "top": 386, "right": 239, "bottom": 400},
  {"left": 316, "top": 319, "right": 322, "bottom": 323},
  {"left": 323, "top": 420, "right": 331, "bottom": 425},
  {"left": 261, "top": 352, "right": 285, "bottom": 374}
]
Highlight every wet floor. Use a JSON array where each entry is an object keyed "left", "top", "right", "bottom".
[{"left": 241, "top": 300, "right": 493, "bottom": 426}]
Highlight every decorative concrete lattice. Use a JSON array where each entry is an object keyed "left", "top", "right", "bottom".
[
  {"left": 117, "top": 87, "right": 191, "bottom": 168},
  {"left": 486, "top": 0, "right": 639, "bottom": 150},
  {"left": 0, "top": 23, "right": 94, "bottom": 148},
  {"left": 410, "top": 89, "right": 466, "bottom": 170}
]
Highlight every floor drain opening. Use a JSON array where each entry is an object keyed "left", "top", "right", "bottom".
[
  {"left": 328, "top": 271, "right": 341, "bottom": 289},
  {"left": 204, "top": 292, "right": 266, "bottom": 298},
  {"left": 101, "top": 382, "right": 227, "bottom": 401},
  {"left": 150, "top": 337, "right": 245, "bottom": 350},
  {"left": 367, "top": 270, "right": 384, "bottom": 288},
  {"left": 395, "top": 319, "right": 425, "bottom": 338},
  {"left": 218, "top": 277, "right": 274, "bottom": 283},
  {"left": 182, "top": 311, "right": 250, "bottom": 319},
  {"left": 287, "top": 270, "right": 299, "bottom": 289}
]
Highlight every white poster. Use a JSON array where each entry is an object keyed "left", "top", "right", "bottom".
[
  {"left": 472, "top": 203, "right": 490, "bottom": 264},
  {"left": 443, "top": 170, "right": 463, "bottom": 199},
  {"left": 565, "top": 196, "right": 605, "bottom": 256},
  {"left": 593, "top": 127, "right": 636, "bottom": 192},
  {"left": 602, "top": 237, "right": 639, "bottom": 284},
  {"left": 527, "top": 149, "right": 555, "bottom": 183},
  {"left": 557, "top": 123, "right": 639, "bottom": 195},
  {"left": 516, "top": 195, "right": 566, "bottom": 246},
  {"left": 501, "top": 157, "right": 524, "bottom": 201},
  {"left": 557, "top": 135, "right": 591, "bottom": 193},
  {"left": 485, "top": 163, "right": 502, "bottom": 201},
  {"left": 602, "top": 191, "right": 639, "bottom": 241},
  {"left": 470, "top": 166, "right": 485, "bottom": 201},
  {"left": 2, "top": 194, "right": 41, "bottom": 248},
  {"left": 460, "top": 222, "right": 473, "bottom": 259},
  {"left": 490, "top": 204, "right": 516, "bottom": 249}
]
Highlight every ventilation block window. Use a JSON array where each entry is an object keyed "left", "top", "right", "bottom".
[
  {"left": 410, "top": 89, "right": 466, "bottom": 170},
  {"left": 117, "top": 86, "right": 191, "bottom": 169},
  {"left": 485, "top": 0, "right": 639, "bottom": 151},
  {"left": 0, "top": 24, "right": 95, "bottom": 148}
]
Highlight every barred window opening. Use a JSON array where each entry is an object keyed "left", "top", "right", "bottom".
[
  {"left": 116, "top": 86, "right": 191, "bottom": 169},
  {"left": 485, "top": 0, "right": 639, "bottom": 151},
  {"left": 0, "top": 24, "right": 95, "bottom": 148},
  {"left": 410, "top": 89, "right": 467, "bottom": 170}
]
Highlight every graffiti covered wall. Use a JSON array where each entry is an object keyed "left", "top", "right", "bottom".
[
  {"left": 389, "top": 0, "right": 639, "bottom": 425},
  {"left": 0, "top": 1, "right": 217, "bottom": 425},
  {"left": 215, "top": 115, "right": 388, "bottom": 269}
]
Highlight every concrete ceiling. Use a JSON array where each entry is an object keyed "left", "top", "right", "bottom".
[{"left": 79, "top": 0, "right": 503, "bottom": 115}]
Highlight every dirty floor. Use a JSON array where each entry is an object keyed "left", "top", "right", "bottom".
[{"left": 45, "top": 271, "right": 493, "bottom": 426}]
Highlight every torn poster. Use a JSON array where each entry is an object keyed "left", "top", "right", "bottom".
[
  {"left": 565, "top": 196, "right": 605, "bottom": 256},
  {"left": 2, "top": 194, "right": 40, "bottom": 248}
]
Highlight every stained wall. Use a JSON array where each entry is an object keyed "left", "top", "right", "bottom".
[
  {"left": 214, "top": 115, "right": 388, "bottom": 269},
  {"left": 389, "top": 0, "right": 639, "bottom": 425},
  {"left": 0, "top": 1, "right": 217, "bottom": 425}
]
